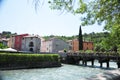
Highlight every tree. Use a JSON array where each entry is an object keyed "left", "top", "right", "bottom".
[
  {"left": 0, "top": 43, "right": 8, "bottom": 49},
  {"left": 48, "top": 0, "right": 120, "bottom": 29},
  {"left": 78, "top": 26, "right": 83, "bottom": 50},
  {"left": 103, "top": 26, "right": 120, "bottom": 52},
  {"left": 46, "top": 0, "right": 120, "bottom": 51}
]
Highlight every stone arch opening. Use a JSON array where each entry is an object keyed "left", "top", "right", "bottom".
[{"left": 29, "top": 48, "right": 33, "bottom": 52}]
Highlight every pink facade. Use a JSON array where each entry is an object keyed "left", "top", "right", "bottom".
[{"left": 41, "top": 41, "right": 47, "bottom": 52}]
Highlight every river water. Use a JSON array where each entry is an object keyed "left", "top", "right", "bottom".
[{"left": 0, "top": 61, "right": 118, "bottom": 80}]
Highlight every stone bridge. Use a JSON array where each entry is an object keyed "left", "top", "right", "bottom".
[{"left": 59, "top": 52, "right": 120, "bottom": 68}]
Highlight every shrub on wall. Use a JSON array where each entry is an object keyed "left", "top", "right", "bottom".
[
  {"left": 0, "top": 53, "right": 60, "bottom": 62},
  {"left": 0, "top": 53, "right": 60, "bottom": 68}
]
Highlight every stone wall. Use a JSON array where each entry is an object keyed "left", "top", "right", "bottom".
[{"left": 0, "top": 61, "right": 61, "bottom": 70}]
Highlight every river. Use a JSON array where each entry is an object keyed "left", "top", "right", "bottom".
[{"left": 0, "top": 61, "right": 118, "bottom": 80}]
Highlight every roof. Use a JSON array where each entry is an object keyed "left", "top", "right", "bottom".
[
  {"left": 14, "top": 34, "right": 29, "bottom": 37},
  {"left": 0, "top": 38, "right": 10, "bottom": 42},
  {"left": 23, "top": 35, "right": 40, "bottom": 38}
]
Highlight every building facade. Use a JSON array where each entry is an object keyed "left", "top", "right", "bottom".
[
  {"left": 40, "top": 37, "right": 46, "bottom": 52},
  {"left": 83, "top": 42, "right": 94, "bottom": 50},
  {"left": 44, "top": 38, "right": 70, "bottom": 52},
  {"left": 21, "top": 35, "right": 41, "bottom": 53},
  {"left": 14, "top": 34, "right": 29, "bottom": 51},
  {"left": 69, "top": 39, "right": 94, "bottom": 52},
  {"left": 9, "top": 36, "right": 15, "bottom": 48}
]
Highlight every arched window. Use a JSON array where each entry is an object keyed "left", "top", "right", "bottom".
[
  {"left": 29, "top": 42, "right": 34, "bottom": 47},
  {"left": 29, "top": 48, "right": 33, "bottom": 52}
]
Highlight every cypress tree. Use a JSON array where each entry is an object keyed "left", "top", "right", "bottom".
[{"left": 78, "top": 26, "right": 83, "bottom": 50}]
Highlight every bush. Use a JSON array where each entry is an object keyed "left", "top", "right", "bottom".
[
  {"left": 85, "top": 50, "right": 94, "bottom": 53},
  {"left": 0, "top": 53, "right": 60, "bottom": 68},
  {"left": 0, "top": 53, "right": 59, "bottom": 62}
]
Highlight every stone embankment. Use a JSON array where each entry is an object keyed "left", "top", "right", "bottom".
[
  {"left": 82, "top": 69, "right": 120, "bottom": 80},
  {"left": 0, "top": 61, "right": 61, "bottom": 70}
]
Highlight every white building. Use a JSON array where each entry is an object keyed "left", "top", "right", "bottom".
[
  {"left": 21, "top": 35, "right": 41, "bottom": 53},
  {"left": 45, "top": 38, "right": 70, "bottom": 52}
]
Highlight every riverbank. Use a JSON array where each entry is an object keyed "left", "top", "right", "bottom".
[
  {"left": 0, "top": 53, "right": 61, "bottom": 70},
  {"left": 83, "top": 69, "right": 120, "bottom": 80},
  {"left": 0, "top": 61, "right": 61, "bottom": 70}
]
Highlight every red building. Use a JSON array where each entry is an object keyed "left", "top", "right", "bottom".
[
  {"left": 14, "top": 34, "right": 29, "bottom": 51},
  {"left": 70, "top": 39, "right": 94, "bottom": 52},
  {"left": 83, "top": 42, "right": 94, "bottom": 50}
]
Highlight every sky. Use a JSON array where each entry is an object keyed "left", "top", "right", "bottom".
[{"left": 0, "top": 0, "right": 105, "bottom": 36}]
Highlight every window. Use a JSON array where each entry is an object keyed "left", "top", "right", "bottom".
[
  {"left": 29, "top": 42, "right": 34, "bottom": 47},
  {"left": 56, "top": 44, "right": 58, "bottom": 47},
  {"left": 29, "top": 48, "right": 33, "bottom": 52}
]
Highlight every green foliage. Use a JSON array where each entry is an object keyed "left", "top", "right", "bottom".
[
  {"left": 0, "top": 31, "right": 17, "bottom": 38},
  {"left": 49, "top": 0, "right": 74, "bottom": 13},
  {"left": 0, "top": 43, "right": 8, "bottom": 49},
  {"left": 0, "top": 53, "right": 60, "bottom": 63},
  {"left": 64, "top": 48, "right": 67, "bottom": 53},
  {"left": 75, "top": 0, "right": 87, "bottom": 14},
  {"left": 102, "top": 26, "right": 120, "bottom": 52},
  {"left": 76, "top": 0, "right": 119, "bottom": 30},
  {"left": 84, "top": 50, "right": 94, "bottom": 53},
  {"left": 79, "top": 50, "right": 85, "bottom": 53},
  {"left": 43, "top": 35, "right": 77, "bottom": 41},
  {"left": 94, "top": 44, "right": 101, "bottom": 52},
  {"left": 79, "top": 50, "right": 95, "bottom": 53}
]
